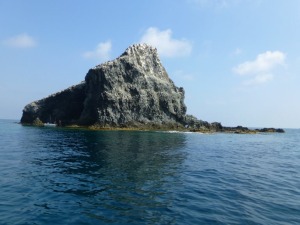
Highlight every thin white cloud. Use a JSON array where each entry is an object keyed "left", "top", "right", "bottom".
[
  {"left": 233, "top": 51, "right": 286, "bottom": 85},
  {"left": 83, "top": 40, "right": 112, "bottom": 61},
  {"left": 233, "top": 48, "right": 242, "bottom": 56},
  {"left": 233, "top": 51, "right": 286, "bottom": 75},
  {"left": 140, "top": 27, "right": 192, "bottom": 57},
  {"left": 243, "top": 73, "right": 273, "bottom": 86},
  {"left": 3, "top": 33, "right": 37, "bottom": 48},
  {"left": 188, "top": 0, "right": 262, "bottom": 10},
  {"left": 188, "top": 0, "right": 241, "bottom": 9},
  {"left": 174, "top": 70, "right": 195, "bottom": 81}
]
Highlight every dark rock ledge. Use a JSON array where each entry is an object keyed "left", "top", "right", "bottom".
[
  {"left": 182, "top": 116, "right": 284, "bottom": 133},
  {"left": 20, "top": 43, "right": 284, "bottom": 134}
]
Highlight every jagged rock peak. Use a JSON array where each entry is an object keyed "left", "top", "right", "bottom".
[
  {"left": 93, "top": 43, "right": 168, "bottom": 80},
  {"left": 94, "top": 43, "right": 158, "bottom": 68},
  {"left": 122, "top": 44, "right": 162, "bottom": 75},
  {"left": 122, "top": 43, "right": 158, "bottom": 58}
]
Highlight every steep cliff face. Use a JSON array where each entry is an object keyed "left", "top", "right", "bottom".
[
  {"left": 21, "top": 44, "right": 187, "bottom": 127},
  {"left": 79, "top": 44, "right": 186, "bottom": 126}
]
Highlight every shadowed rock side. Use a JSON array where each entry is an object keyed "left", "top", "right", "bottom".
[
  {"left": 21, "top": 82, "right": 86, "bottom": 126},
  {"left": 21, "top": 44, "right": 186, "bottom": 128}
]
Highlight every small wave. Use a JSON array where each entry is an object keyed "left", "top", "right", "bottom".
[{"left": 158, "top": 130, "right": 205, "bottom": 134}]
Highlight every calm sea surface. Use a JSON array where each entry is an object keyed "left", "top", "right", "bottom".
[{"left": 0, "top": 119, "right": 299, "bottom": 225}]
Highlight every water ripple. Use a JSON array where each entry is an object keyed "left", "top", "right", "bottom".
[{"left": 0, "top": 121, "right": 299, "bottom": 224}]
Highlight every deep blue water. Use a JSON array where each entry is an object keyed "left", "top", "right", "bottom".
[{"left": 0, "top": 119, "right": 299, "bottom": 225}]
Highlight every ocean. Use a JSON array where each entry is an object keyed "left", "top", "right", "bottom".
[{"left": 0, "top": 119, "right": 299, "bottom": 224}]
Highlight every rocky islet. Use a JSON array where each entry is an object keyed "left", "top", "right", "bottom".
[{"left": 20, "top": 43, "right": 284, "bottom": 133}]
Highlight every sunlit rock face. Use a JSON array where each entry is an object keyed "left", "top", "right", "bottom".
[{"left": 21, "top": 44, "right": 187, "bottom": 127}]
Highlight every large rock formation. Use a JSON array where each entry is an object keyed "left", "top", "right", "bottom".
[
  {"left": 21, "top": 44, "right": 187, "bottom": 128},
  {"left": 20, "top": 43, "right": 285, "bottom": 133}
]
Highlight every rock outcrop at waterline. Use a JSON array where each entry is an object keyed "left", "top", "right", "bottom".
[
  {"left": 21, "top": 44, "right": 187, "bottom": 128},
  {"left": 180, "top": 117, "right": 285, "bottom": 133}
]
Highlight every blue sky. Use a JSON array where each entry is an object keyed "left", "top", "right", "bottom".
[{"left": 1, "top": 0, "right": 299, "bottom": 128}]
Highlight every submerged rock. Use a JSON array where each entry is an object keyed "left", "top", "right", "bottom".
[
  {"left": 256, "top": 128, "right": 285, "bottom": 133},
  {"left": 21, "top": 44, "right": 186, "bottom": 128}
]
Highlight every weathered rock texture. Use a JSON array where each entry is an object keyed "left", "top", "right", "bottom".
[
  {"left": 21, "top": 44, "right": 187, "bottom": 127},
  {"left": 21, "top": 82, "right": 86, "bottom": 125}
]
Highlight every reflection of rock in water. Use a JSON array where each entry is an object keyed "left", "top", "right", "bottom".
[
  {"left": 78, "top": 131, "right": 186, "bottom": 188},
  {"left": 24, "top": 129, "right": 187, "bottom": 223},
  {"left": 81, "top": 131, "right": 187, "bottom": 223}
]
